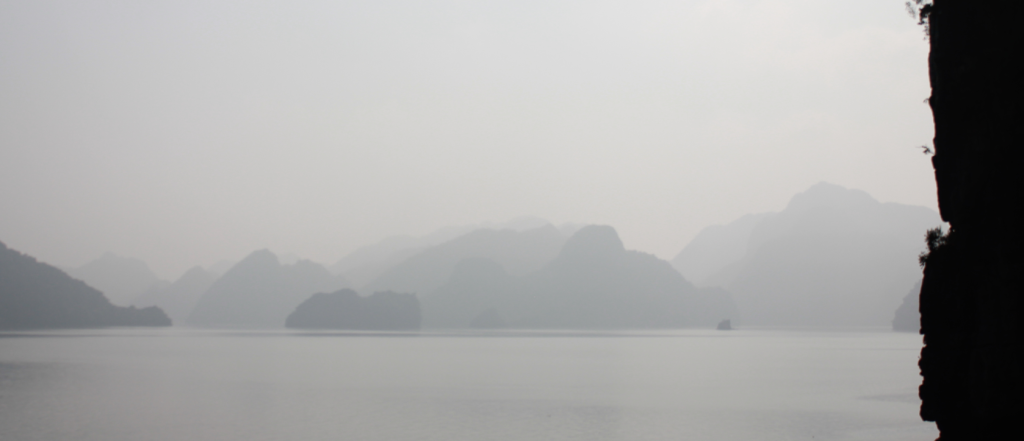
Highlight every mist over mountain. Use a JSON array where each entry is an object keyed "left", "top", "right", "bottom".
[
  {"left": 892, "top": 280, "right": 921, "bottom": 333},
  {"left": 674, "top": 182, "right": 940, "bottom": 327},
  {"left": 285, "top": 289, "right": 420, "bottom": 330},
  {"left": 420, "top": 258, "right": 519, "bottom": 329},
  {"left": 66, "top": 252, "right": 165, "bottom": 306},
  {"left": 361, "top": 224, "right": 570, "bottom": 297},
  {"left": 132, "top": 266, "right": 218, "bottom": 324},
  {"left": 331, "top": 217, "right": 569, "bottom": 288},
  {"left": 188, "top": 250, "right": 347, "bottom": 328},
  {"left": 331, "top": 236, "right": 433, "bottom": 289},
  {"left": 1, "top": 241, "right": 170, "bottom": 329},
  {"left": 206, "top": 260, "right": 235, "bottom": 277},
  {"left": 672, "top": 213, "right": 771, "bottom": 285},
  {"left": 421, "top": 225, "right": 736, "bottom": 329}
]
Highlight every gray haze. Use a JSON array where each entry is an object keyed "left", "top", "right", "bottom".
[
  {"left": 65, "top": 253, "right": 165, "bottom": 307},
  {"left": 421, "top": 225, "right": 736, "bottom": 329},
  {"left": 332, "top": 216, "right": 569, "bottom": 288},
  {"left": 362, "top": 224, "right": 571, "bottom": 297},
  {"left": 0, "top": 329, "right": 936, "bottom": 441},
  {"left": 671, "top": 213, "right": 772, "bottom": 285},
  {"left": 132, "top": 266, "right": 218, "bottom": 324},
  {"left": 188, "top": 250, "right": 348, "bottom": 328},
  {"left": 0, "top": 1, "right": 935, "bottom": 279},
  {"left": 674, "top": 182, "right": 940, "bottom": 326}
]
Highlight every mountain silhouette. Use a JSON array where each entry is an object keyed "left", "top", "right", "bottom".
[
  {"left": 330, "top": 217, "right": 558, "bottom": 287},
  {"left": 671, "top": 213, "right": 771, "bottom": 285},
  {"left": 675, "top": 182, "right": 941, "bottom": 327},
  {"left": 132, "top": 266, "right": 218, "bottom": 324},
  {"left": 420, "top": 258, "right": 519, "bottom": 328},
  {"left": 66, "top": 252, "right": 165, "bottom": 306},
  {"left": 362, "top": 224, "right": 569, "bottom": 297},
  {"left": 1, "top": 241, "right": 170, "bottom": 329},
  {"left": 285, "top": 289, "right": 420, "bottom": 330},
  {"left": 421, "top": 225, "right": 736, "bottom": 329},
  {"left": 187, "top": 250, "right": 347, "bottom": 328}
]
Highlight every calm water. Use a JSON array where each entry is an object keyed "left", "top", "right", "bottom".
[{"left": 0, "top": 328, "right": 936, "bottom": 441}]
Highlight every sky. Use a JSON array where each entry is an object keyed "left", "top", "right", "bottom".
[{"left": 0, "top": 0, "right": 936, "bottom": 280}]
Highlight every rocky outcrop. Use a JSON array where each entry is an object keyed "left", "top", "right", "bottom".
[
  {"left": 917, "top": 1, "right": 1024, "bottom": 439},
  {"left": 0, "top": 241, "right": 171, "bottom": 329},
  {"left": 285, "top": 289, "right": 420, "bottom": 330}
]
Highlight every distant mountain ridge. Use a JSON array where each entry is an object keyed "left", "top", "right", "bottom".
[
  {"left": 331, "top": 217, "right": 581, "bottom": 288},
  {"left": 66, "top": 252, "right": 165, "bottom": 306},
  {"left": 285, "top": 289, "right": 420, "bottom": 330},
  {"left": 1, "top": 241, "right": 171, "bottom": 329},
  {"left": 672, "top": 182, "right": 940, "bottom": 327},
  {"left": 362, "top": 224, "right": 571, "bottom": 297},
  {"left": 421, "top": 225, "right": 736, "bottom": 329},
  {"left": 188, "top": 250, "right": 348, "bottom": 328},
  {"left": 132, "top": 266, "right": 218, "bottom": 324},
  {"left": 671, "top": 213, "right": 771, "bottom": 285}
]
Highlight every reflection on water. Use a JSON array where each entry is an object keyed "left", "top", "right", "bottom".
[{"left": 0, "top": 329, "right": 936, "bottom": 441}]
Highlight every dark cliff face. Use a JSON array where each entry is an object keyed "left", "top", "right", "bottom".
[
  {"left": 918, "top": 1, "right": 1024, "bottom": 439},
  {"left": 0, "top": 241, "right": 171, "bottom": 329}
]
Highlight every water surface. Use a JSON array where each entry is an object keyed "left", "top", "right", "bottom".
[{"left": 0, "top": 328, "right": 936, "bottom": 441}]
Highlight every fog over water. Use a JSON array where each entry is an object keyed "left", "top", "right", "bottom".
[
  {"left": 0, "top": 2, "right": 939, "bottom": 439},
  {"left": 0, "top": 0, "right": 933, "bottom": 279},
  {"left": 0, "top": 329, "right": 937, "bottom": 441}
]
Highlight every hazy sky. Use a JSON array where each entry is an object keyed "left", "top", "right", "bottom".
[{"left": 0, "top": 0, "right": 935, "bottom": 280}]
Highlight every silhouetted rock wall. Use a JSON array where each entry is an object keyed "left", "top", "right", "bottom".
[
  {"left": 918, "top": 1, "right": 1024, "bottom": 439},
  {"left": 0, "top": 241, "right": 171, "bottom": 329},
  {"left": 285, "top": 289, "right": 420, "bottom": 330}
]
